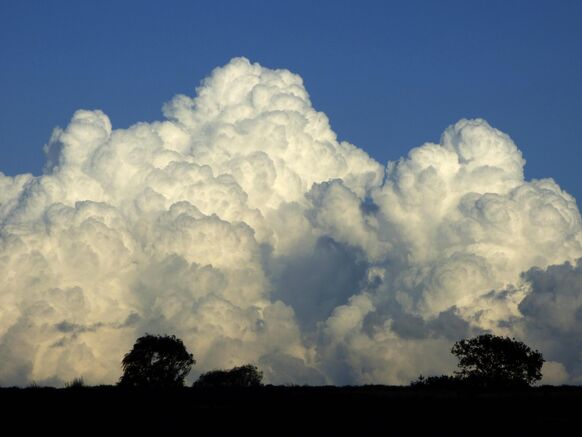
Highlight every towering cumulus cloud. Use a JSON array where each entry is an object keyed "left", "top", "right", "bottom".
[{"left": 0, "top": 58, "right": 580, "bottom": 386}]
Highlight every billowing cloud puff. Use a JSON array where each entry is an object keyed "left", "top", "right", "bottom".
[
  {"left": 0, "top": 58, "right": 580, "bottom": 386},
  {"left": 516, "top": 260, "right": 582, "bottom": 383}
]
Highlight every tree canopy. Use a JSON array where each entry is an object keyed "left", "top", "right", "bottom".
[
  {"left": 119, "top": 334, "right": 195, "bottom": 388},
  {"left": 451, "top": 334, "right": 544, "bottom": 387},
  {"left": 193, "top": 364, "right": 263, "bottom": 388}
]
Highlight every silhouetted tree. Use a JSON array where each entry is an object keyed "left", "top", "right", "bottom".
[
  {"left": 119, "top": 334, "right": 195, "bottom": 388},
  {"left": 451, "top": 334, "right": 544, "bottom": 387},
  {"left": 193, "top": 364, "right": 263, "bottom": 387}
]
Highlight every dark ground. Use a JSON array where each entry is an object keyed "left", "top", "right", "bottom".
[{"left": 0, "top": 385, "right": 579, "bottom": 435}]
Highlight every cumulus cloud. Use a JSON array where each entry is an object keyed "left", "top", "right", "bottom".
[
  {"left": 515, "top": 260, "right": 582, "bottom": 383},
  {"left": 0, "top": 57, "right": 580, "bottom": 386}
]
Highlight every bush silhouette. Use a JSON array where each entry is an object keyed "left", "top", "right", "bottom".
[
  {"left": 193, "top": 364, "right": 263, "bottom": 387},
  {"left": 64, "top": 377, "right": 86, "bottom": 389},
  {"left": 119, "top": 334, "right": 195, "bottom": 388},
  {"left": 451, "top": 334, "right": 544, "bottom": 387},
  {"left": 411, "top": 374, "right": 465, "bottom": 389}
]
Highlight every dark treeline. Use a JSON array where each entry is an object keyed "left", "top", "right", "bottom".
[
  {"left": 112, "top": 332, "right": 546, "bottom": 390},
  {"left": 0, "top": 333, "right": 577, "bottom": 434}
]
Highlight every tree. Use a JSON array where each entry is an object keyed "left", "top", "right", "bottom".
[
  {"left": 451, "top": 334, "right": 544, "bottom": 387},
  {"left": 119, "top": 334, "right": 195, "bottom": 388},
  {"left": 193, "top": 364, "right": 263, "bottom": 388}
]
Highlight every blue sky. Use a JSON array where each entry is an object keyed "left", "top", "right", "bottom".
[{"left": 1, "top": 0, "right": 581, "bottom": 199}]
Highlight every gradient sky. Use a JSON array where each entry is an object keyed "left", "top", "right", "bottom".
[{"left": 1, "top": 0, "right": 581, "bottom": 199}]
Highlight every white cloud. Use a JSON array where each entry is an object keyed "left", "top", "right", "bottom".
[{"left": 0, "top": 57, "right": 581, "bottom": 386}]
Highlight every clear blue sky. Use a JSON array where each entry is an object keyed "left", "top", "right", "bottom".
[{"left": 1, "top": 0, "right": 581, "bottom": 199}]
